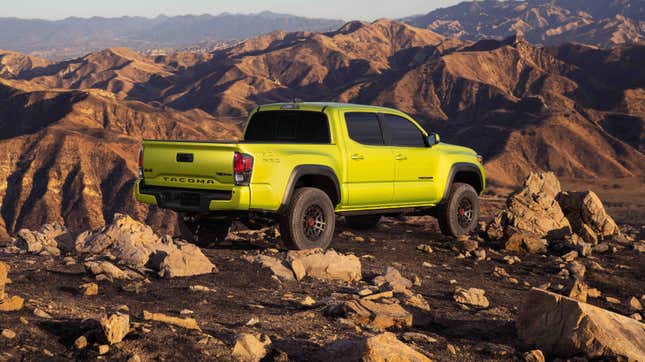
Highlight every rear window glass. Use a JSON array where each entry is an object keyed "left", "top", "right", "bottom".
[
  {"left": 244, "top": 110, "right": 331, "bottom": 143},
  {"left": 344, "top": 112, "right": 384, "bottom": 145}
]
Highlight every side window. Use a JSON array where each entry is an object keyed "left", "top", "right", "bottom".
[
  {"left": 382, "top": 114, "right": 426, "bottom": 147},
  {"left": 344, "top": 112, "right": 384, "bottom": 145}
]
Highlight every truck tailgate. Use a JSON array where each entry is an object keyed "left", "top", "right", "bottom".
[{"left": 142, "top": 140, "right": 238, "bottom": 190}]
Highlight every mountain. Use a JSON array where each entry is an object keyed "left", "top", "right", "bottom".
[
  {"left": 0, "top": 78, "right": 240, "bottom": 240},
  {"left": 403, "top": 0, "right": 645, "bottom": 48},
  {"left": 0, "top": 12, "right": 345, "bottom": 60},
  {"left": 0, "top": 19, "right": 643, "bottom": 238}
]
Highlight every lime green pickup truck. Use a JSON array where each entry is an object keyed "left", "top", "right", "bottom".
[{"left": 135, "top": 102, "right": 485, "bottom": 249}]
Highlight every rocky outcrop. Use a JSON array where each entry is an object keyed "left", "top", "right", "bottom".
[
  {"left": 324, "top": 332, "right": 431, "bottom": 362},
  {"left": 487, "top": 172, "right": 624, "bottom": 253},
  {"left": 286, "top": 248, "right": 361, "bottom": 282},
  {"left": 517, "top": 288, "right": 645, "bottom": 360},
  {"left": 487, "top": 172, "right": 571, "bottom": 241},
  {"left": 76, "top": 214, "right": 216, "bottom": 279},
  {"left": 16, "top": 223, "right": 74, "bottom": 256}
]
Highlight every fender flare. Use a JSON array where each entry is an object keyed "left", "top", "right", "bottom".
[
  {"left": 278, "top": 165, "right": 341, "bottom": 213},
  {"left": 440, "top": 162, "right": 484, "bottom": 203}
]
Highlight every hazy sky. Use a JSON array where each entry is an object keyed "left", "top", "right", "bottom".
[{"left": 3, "top": 0, "right": 463, "bottom": 21}]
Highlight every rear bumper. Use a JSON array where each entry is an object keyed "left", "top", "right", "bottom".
[{"left": 134, "top": 179, "right": 250, "bottom": 212}]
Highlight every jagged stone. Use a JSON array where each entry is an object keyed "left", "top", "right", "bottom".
[
  {"left": 231, "top": 333, "right": 271, "bottom": 362},
  {"left": 286, "top": 248, "right": 361, "bottom": 282},
  {"left": 558, "top": 190, "right": 620, "bottom": 244},
  {"left": 242, "top": 254, "right": 295, "bottom": 281},
  {"left": 504, "top": 232, "right": 548, "bottom": 254},
  {"left": 77, "top": 214, "right": 216, "bottom": 278},
  {"left": 100, "top": 313, "right": 130, "bottom": 344},
  {"left": 323, "top": 332, "right": 431, "bottom": 361},
  {"left": 372, "top": 266, "right": 412, "bottom": 293},
  {"left": 517, "top": 288, "right": 645, "bottom": 360},
  {"left": 329, "top": 299, "right": 413, "bottom": 329},
  {"left": 142, "top": 310, "right": 201, "bottom": 330},
  {"left": 453, "top": 287, "right": 490, "bottom": 309}
]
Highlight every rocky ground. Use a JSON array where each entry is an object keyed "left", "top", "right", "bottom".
[{"left": 1, "top": 172, "right": 644, "bottom": 362}]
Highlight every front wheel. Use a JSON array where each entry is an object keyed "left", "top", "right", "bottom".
[
  {"left": 436, "top": 183, "right": 479, "bottom": 237},
  {"left": 279, "top": 187, "right": 335, "bottom": 250},
  {"left": 178, "top": 213, "right": 231, "bottom": 248}
]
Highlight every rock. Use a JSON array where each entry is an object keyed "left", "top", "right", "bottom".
[
  {"left": 631, "top": 313, "right": 643, "bottom": 321},
  {"left": 453, "top": 287, "right": 490, "bottom": 309},
  {"left": 301, "top": 296, "right": 316, "bottom": 307},
  {"left": 33, "top": 308, "right": 52, "bottom": 318},
  {"left": 416, "top": 244, "right": 433, "bottom": 254},
  {"left": 16, "top": 223, "right": 73, "bottom": 255},
  {"left": 523, "top": 349, "right": 545, "bottom": 362},
  {"left": 372, "top": 267, "right": 412, "bottom": 293},
  {"left": 100, "top": 313, "right": 130, "bottom": 344},
  {"left": 504, "top": 232, "right": 548, "bottom": 254},
  {"left": 153, "top": 242, "right": 217, "bottom": 278},
  {"left": 562, "top": 279, "right": 588, "bottom": 302},
  {"left": 561, "top": 250, "right": 578, "bottom": 262},
  {"left": 401, "top": 292, "right": 431, "bottom": 312},
  {"left": 594, "top": 242, "right": 610, "bottom": 253},
  {"left": 189, "top": 285, "right": 214, "bottom": 293},
  {"left": 286, "top": 248, "right": 361, "bottom": 282},
  {"left": 74, "top": 335, "right": 88, "bottom": 349},
  {"left": 517, "top": 288, "right": 645, "bottom": 360},
  {"left": 142, "top": 310, "right": 201, "bottom": 331},
  {"left": 97, "top": 345, "right": 110, "bottom": 355},
  {"left": 588, "top": 288, "right": 602, "bottom": 298},
  {"left": 243, "top": 254, "right": 295, "bottom": 281},
  {"left": 79, "top": 283, "right": 98, "bottom": 296},
  {"left": 231, "top": 333, "right": 271, "bottom": 362},
  {"left": 606, "top": 296, "right": 621, "bottom": 304},
  {"left": 0, "top": 295, "right": 24, "bottom": 312},
  {"left": 84, "top": 260, "right": 140, "bottom": 281},
  {"left": 401, "top": 332, "right": 438, "bottom": 344},
  {"left": 566, "top": 261, "right": 586, "bottom": 280},
  {"left": 1, "top": 329, "right": 16, "bottom": 339},
  {"left": 324, "top": 332, "right": 431, "bottom": 362},
  {"left": 487, "top": 172, "right": 571, "bottom": 241},
  {"left": 76, "top": 213, "right": 216, "bottom": 278},
  {"left": 126, "top": 353, "right": 141, "bottom": 362},
  {"left": 628, "top": 297, "right": 643, "bottom": 311},
  {"left": 558, "top": 190, "right": 620, "bottom": 244},
  {"left": 329, "top": 299, "right": 413, "bottom": 329},
  {"left": 503, "top": 255, "right": 521, "bottom": 265}
]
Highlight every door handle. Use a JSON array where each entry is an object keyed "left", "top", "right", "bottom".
[
  {"left": 394, "top": 154, "right": 407, "bottom": 161},
  {"left": 351, "top": 154, "right": 364, "bottom": 160}
]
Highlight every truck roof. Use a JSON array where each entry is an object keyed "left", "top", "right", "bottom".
[{"left": 257, "top": 102, "right": 405, "bottom": 114}]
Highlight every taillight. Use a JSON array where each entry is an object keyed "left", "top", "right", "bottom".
[
  {"left": 137, "top": 147, "right": 144, "bottom": 178},
  {"left": 233, "top": 152, "right": 253, "bottom": 185}
]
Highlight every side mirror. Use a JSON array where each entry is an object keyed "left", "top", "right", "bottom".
[{"left": 426, "top": 132, "right": 440, "bottom": 147}]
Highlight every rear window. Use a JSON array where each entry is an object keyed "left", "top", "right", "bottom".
[
  {"left": 244, "top": 110, "right": 331, "bottom": 143},
  {"left": 344, "top": 112, "right": 384, "bottom": 145}
]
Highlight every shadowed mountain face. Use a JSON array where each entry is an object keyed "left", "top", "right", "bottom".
[
  {"left": 0, "top": 19, "right": 643, "bottom": 237},
  {"left": 403, "top": 0, "right": 644, "bottom": 48},
  {"left": 0, "top": 12, "right": 345, "bottom": 60}
]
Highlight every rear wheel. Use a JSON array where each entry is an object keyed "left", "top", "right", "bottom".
[
  {"left": 279, "top": 187, "right": 335, "bottom": 250},
  {"left": 178, "top": 213, "right": 231, "bottom": 248},
  {"left": 345, "top": 215, "right": 381, "bottom": 230},
  {"left": 436, "top": 182, "right": 479, "bottom": 237}
]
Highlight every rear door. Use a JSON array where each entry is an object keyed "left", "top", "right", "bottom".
[
  {"left": 343, "top": 112, "right": 394, "bottom": 207},
  {"left": 381, "top": 113, "right": 440, "bottom": 204}
]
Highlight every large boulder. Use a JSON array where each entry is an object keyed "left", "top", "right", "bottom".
[
  {"left": 76, "top": 214, "right": 216, "bottom": 278},
  {"left": 558, "top": 191, "right": 620, "bottom": 244},
  {"left": 286, "top": 248, "right": 361, "bottom": 282},
  {"left": 487, "top": 172, "right": 571, "bottom": 241},
  {"left": 323, "top": 332, "right": 431, "bottom": 362},
  {"left": 517, "top": 288, "right": 645, "bottom": 360},
  {"left": 242, "top": 254, "right": 295, "bottom": 281}
]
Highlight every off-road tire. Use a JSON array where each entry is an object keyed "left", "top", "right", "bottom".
[
  {"left": 436, "top": 182, "right": 479, "bottom": 237},
  {"left": 345, "top": 215, "right": 381, "bottom": 230},
  {"left": 178, "top": 213, "right": 231, "bottom": 248},
  {"left": 279, "top": 187, "right": 335, "bottom": 250}
]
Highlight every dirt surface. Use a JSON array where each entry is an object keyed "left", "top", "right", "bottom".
[{"left": 1, "top": 198, "right": 643, "bottom": 361}]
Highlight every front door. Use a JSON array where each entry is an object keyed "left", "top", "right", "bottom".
[
  {"left": 343, "top": 112, "right": 394, "bottom": 208},
  {"left": 380, "top": 113, "right": 440, "bottom": 205}
]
